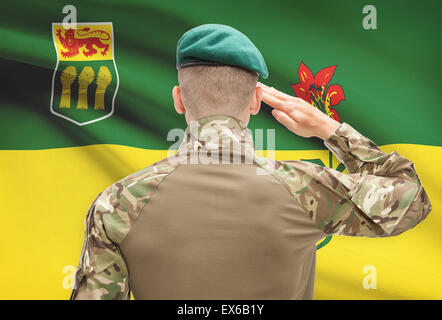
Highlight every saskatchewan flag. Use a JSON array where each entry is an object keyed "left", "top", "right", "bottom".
[{"left": 0, "top": 0, "right": 440, "bottom": 299}]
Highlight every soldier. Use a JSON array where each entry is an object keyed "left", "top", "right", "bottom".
[{"left": 70, "top": 24, "right": 431, "bottom": 300}]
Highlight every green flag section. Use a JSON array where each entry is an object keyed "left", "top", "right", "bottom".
[
  {"left": 0, "top": 0, "right": 441, "bottom": 299},
  {"left": 0, "top": 0, "right": 441, "bottom": 150}
]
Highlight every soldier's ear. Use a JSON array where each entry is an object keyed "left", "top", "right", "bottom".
[
  {"left": 172, "top": 86, "right": 186, "bottom": 114},
  {"left": 250, "top": 84, "right": 262, "bottom": 115}
]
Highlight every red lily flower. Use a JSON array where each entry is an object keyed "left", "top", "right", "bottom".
[{"left": 291, "top": 62, "right": 345, "bottom": 122}]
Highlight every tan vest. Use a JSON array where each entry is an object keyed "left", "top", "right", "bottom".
[{"left": 118, "top": 117, "right": 326, "bottom": 299}]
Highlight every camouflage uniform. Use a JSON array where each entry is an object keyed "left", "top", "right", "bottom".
[{"left": 70, "top": 115, "right": 431, "bottom": 300}]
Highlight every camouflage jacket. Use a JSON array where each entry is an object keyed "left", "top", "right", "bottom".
[{"left": 70, "top": 115, "right": 431, "bottom": 300}]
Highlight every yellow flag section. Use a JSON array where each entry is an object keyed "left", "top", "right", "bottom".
[{"left": 0, "top": 144, "right": 440, "bottom": 299}]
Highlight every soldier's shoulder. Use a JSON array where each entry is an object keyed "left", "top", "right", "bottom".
[
  {"left": 117, "top": 156, "right": 179, "bottom": 188},
  {"left": 92, "top": 155, "right": 181, "bottom": 243},
  {"left": 255, "top": 155, "right": 345, "bottom": 192},
  {"left": 255, "top": 155, "right": 321, "bottom": 177},
  {"left": 277, "top": 159, "right": 321, "bottom": 171},
  {"left": 98, "top": 155, "right": 180, "bottom": 213}
]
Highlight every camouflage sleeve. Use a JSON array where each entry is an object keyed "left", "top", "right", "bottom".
[
  {"left": 70, "top": 157, "right": 181, "bottom": 300},
  {"left": 70, "top": 189, "right": 130, "bottom": 300},
  {"left": 278, "top": 122, "right": 432, "bottom": 237}
]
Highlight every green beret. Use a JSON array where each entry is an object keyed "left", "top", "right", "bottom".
[{"left": 176, "top": 24, "right": 268, "bottom": 79}]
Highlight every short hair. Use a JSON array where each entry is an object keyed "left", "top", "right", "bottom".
[{"left": 177, "top": 65, "right": 258, "bottom": 119}]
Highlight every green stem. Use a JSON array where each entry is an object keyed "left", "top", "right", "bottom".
[
  {"left": 329, "top": 150, "right": 333, "bottom": 169},
  {"left": 316, "top": 235, "right": 332, "bottom": 250}
]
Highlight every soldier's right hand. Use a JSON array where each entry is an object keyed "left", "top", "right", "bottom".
[{"left": 258, "top": 82, "right": 340, "bottom": 141}]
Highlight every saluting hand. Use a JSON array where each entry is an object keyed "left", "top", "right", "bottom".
[{"left": 258, "top": 82, "right": 340, "bottom": 141}]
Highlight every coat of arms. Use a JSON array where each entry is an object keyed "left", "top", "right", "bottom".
[{"left": 50, "top": 22, "right": 119, "bottom": 125}]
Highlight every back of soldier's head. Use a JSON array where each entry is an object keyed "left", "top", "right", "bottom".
[{"left": 178, "top": 65, "right": 258, "bottom": 119}]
